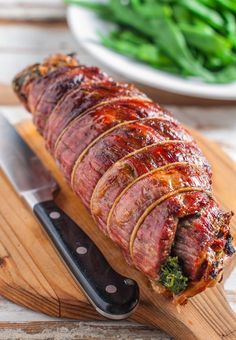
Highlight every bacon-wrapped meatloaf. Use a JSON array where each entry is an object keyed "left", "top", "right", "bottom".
[{"left": 13, "top": 53, "right": 235, "bottom": 304}]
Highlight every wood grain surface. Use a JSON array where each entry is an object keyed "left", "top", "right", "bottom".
[
  {"left": 0, "top": 0, "right": 65, "bottom": 20},
  {"left": 0, "top": 119, "right": 235, "bottom": 340},
  {"left": 0, "top": 321, "right": 170, "bottom": 340}
]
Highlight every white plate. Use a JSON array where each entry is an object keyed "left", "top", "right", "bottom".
[{"left": 67, "top": 5, "right": 236, "bottom": 100}]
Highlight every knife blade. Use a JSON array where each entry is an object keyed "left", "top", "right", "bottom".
[{"left": 0, "top": 114, "right": 139, "bottom": 319}]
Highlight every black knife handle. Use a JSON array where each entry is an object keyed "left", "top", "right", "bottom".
[{"left": 33, "top": 200, "right": 139, "bottom": 319}]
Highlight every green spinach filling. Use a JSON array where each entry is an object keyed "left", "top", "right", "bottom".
[{"left": 159, "top": 256, "right": 188, "bottom": 294}]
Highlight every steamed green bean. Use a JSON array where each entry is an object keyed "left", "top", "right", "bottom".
[{"left": 65, "top": 0, "right": 236, "bottom": 83}]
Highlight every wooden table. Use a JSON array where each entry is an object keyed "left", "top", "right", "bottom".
[{"left": 0, "top": 3, "right": 236, "bottom": 339}]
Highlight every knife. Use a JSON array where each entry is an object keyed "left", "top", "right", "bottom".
[{"left": 0, "top": 114, "right": 139, "bottom": 319}]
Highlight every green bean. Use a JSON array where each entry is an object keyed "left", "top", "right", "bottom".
[
  {"left": 216, "top": 0, "right": 236, "bottom": 13},
  {"left": 102, "top": 30, "right": 180, "bottom": 73},
  {"left": 180, "top": 24, "right": 230, "bottom": 52},
  {"left": 224, "top": 11, "right": 236, "bottom": 47},
  {"left": 113, "top": 31, "right": 149, "bottom": 45},
  {"left": 214, "top": 64, "right": 236, "bottom": 83},
  {"left": 179, "top": 0, "right": 225, "bottom": 30},
  {"left": 129, "top": 0, "right": 170, "bottom": 18},
  {"left": 197, "top": 0, "right": 216, "bottom": 7},
  {"left": 173, "top": 5, "right": 192, "bottom": 23},
  {"left": 180, "top": 19, "right": 236, "bottom": 66}
]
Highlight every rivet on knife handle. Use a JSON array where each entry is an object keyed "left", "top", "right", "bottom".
[{"left": 33, "top": 200, "right": 140, "bottom": 319}]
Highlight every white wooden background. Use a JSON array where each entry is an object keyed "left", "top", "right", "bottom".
[
  {"left": 0, "top": 1, "right": 235, "bottom": 339},
  {"left": 0, "top": 0, "right": 65, "bottom": 20}
]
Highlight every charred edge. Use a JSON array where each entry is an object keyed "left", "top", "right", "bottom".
[
  {"left": 12, "top": 63, "right": 41, "bottom": 106},
  {"left": 224, "top": 235, "right": 235, "bottom": 256},
  {"left": 12, "top": 53, "right": 80, "bottom": 108}
]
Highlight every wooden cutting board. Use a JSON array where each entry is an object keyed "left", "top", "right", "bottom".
[{"left": 0, "top": 119, "right": 235, "bottom": 340}]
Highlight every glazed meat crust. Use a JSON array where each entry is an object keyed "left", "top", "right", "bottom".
[{"left": 13, "top": 53, "right": 235, "bottom": 304}]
